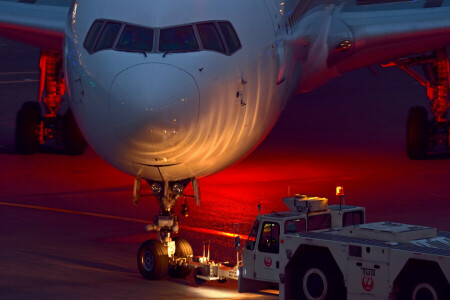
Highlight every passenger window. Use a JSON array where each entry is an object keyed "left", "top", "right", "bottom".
[
  {"left": 116, "top": 25, "right": 154, "bottom": 52},
  {"left": 159, "top": 25, "right": 199, "bottom": 52},
  {"left": 84, "top": 20, "right": 104, "bottom": 53},
  {"left": 285, "top": 218, "right": 306, "bottom": 234},
  {"left": 307, "top": 214, "right": 331, "bottom": 231},
  {"left": 94, "top": 22, "right": 121, "bottom": 51},
  {"left": 196, "top": 23, "right": 225, "bottom": 53},
  {"left": 258, "top": 222, "right": 280, "bottom": 254},
  {"left": 246, "top": 220, "right": 260, "bottom": 250},
  {"left": 219, "top": 22, "right": 241, "bottom": 54},
  {"left": 343, "top": 211, "right": 364, "bottom": 226}
]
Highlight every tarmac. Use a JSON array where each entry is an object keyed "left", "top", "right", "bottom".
[{"left": 0, "top": 37, "right": 449, "bottom": 299}]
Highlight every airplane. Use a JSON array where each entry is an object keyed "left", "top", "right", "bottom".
[{"left": 1, "top": 0, "right": 450, "bottom": 281}]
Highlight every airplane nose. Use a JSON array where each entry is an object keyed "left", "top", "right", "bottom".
[{"left": 109, "top": 63, "right": 199, "bottom": 155}]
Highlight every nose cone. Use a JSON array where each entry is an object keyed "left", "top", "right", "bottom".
[{"left": 110, "top": 63, "right": 199, "bottom": 157}]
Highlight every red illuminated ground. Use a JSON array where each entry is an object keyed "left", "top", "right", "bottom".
[{"left": 0, "top": 37, "right": 449, "bottom": 299}]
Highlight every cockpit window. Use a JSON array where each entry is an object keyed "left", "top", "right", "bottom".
[
  {"left": 159, "top": 25, "right": 199, "bottom": 52},
  {"left": 218, "top": 22, "right": 241, "bottom": 54},
  {"left": 196, "top": 23, "right": 225, "bottom": 53},
  {"left": 116, "top": 25, "right": 154, "bottom": 52},
  {"left": 84, "top": 20, "right": 104, "bottom": 53},
  {"left": 84, "top": 20, "right": 241, "bottom": 56},
  {"left": 94, "top": 22, "right": 121, "bottom": 52}
]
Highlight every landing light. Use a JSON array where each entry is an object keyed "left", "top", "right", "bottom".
[
  {"left": 172, "top": 183, "right": 184, "bottom": 195},
  {"left": 150, "top": 183, "right": 162, "bottom": 195}
]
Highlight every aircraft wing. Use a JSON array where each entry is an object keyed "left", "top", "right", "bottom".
[
  {"left": 0, "top": 0, "right": 71, "bottom": 52},
  {"left": 328, "top": 0, "right": 450, "bottom": 73}
]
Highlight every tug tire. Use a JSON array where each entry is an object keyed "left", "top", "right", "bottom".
[{"left": 296, "top": 257, "right": 345, "bottom": 300}]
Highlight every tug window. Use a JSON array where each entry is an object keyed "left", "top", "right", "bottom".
[
  {"left": 196, "top": 23, "right": 225, "bottom": 53},
  {"left": 307, "top": 214, "right": 331, "bottom": 231},
  {"left": 116, "top": 25, "right": 154, "bottom": 52},
  {"left": 285, "top": 218, "right": 306, "bottom": 234},
  {"left": 84, "top": 20, "right": 104, "bottom": 53},
  {"left": 94, "top": 22, "right": 121, "bottom": 51},
  {"left": 258, "top": 222, "right": 280, "bottom": 254},
  {"left": 159, "top": 25, "right": 199, "bottom": 52},
  {"left": 218, "top": 22, "right": 241, "bottom": 54},
  {"left": 246, "top": 220, "right": 260, "bottom": 250},
  {"left": 343, "top": 211, "right": 364, "bottom": 226}
]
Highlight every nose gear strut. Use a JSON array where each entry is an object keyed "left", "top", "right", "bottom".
[{"left": 135, "top": 178, "right": 200, "bottom": 280}]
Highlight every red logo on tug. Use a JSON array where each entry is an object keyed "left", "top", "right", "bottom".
[
  {"left": 264, "top": 256, "right": 272, "bottom": 267},
  {"left": 362, "top": 275, "right": 374, "bottom": 292}
]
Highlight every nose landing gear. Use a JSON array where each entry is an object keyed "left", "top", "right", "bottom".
[{"left": 135, "top": 178, "right": 199, "bottom": 280}]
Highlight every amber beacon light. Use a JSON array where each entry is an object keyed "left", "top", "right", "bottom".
[{"left": 336, "top": 186, "right": 345, "bottom": 197}]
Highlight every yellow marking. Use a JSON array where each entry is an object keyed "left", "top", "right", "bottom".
[{"left": 0, "top": 201, "right": 248, "bottom": 239}]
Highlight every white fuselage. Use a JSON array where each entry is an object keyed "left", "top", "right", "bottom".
[{"left": 64, "top": 0, "right": 295, "bottom": 182}]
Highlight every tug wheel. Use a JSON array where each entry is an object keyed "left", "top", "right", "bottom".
[
  {"left": 407, "top": 106, "right": 428, "bottom": 159},
  {"left": 194, "top": 267, "right": 207, "bottom": 285},
  {"left": 168, "top": 237, "right": 193, "bottom": 278},
  {"left": 15, "top": 102, "right": 41, "bottom": 154},
  {"left": 398, "top": 268, "right": 449, "bottom": 300},
  {"left": 137, "top": 239, "right": 168, "bottom": 280},
  {"left": 297, "top": 257, "right": 345, "bottom": 300}
]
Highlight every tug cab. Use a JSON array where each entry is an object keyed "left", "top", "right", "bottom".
[{"left": 241, "top": 194, "right": 365, "bottom": 285}]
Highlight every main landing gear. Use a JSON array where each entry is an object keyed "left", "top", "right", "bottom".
[
  {"left": 135, "top": 178, "right": 200, "bottom": 280},
  {"left": 15, "top": 50, "right": 86, "bottom": 155},
  {"left": 384, "top": 48, "right": 450, "bottom": 159}
]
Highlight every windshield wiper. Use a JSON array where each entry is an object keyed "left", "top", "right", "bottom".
[{"left": 120, "top": 49, "right": 147, "bottom": 57}]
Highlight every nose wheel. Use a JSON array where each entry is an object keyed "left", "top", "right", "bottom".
[
  {"left": 135, "top": 179, "right": 197, "bottom": 280},
  {"left": 137, "top": 239, "right": 169, "bottom": 280}
]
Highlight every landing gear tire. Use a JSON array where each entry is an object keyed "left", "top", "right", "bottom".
[
  {"left": 63, "top": 109, "right": 86, "bottom": 155},
  {"left": 297, "top": 258, "right": 345, "bottom": 300},
  {"left": 194, "top": 267, "right": 207, "bottom": 285},
  {"left": 137, "top": 239, "right": 169, "bottom": 280},
  {"left": 15, "top": 102, "right": 41, "bottom": 154},
  {"left": 168, "top": 237, "right": 193, "bottom": 278},
  {"left": 407, "top": 106, "right": 429, "bottom": 159},
  {"left": 398, "top": 269, "right": 449, "bottom": 300}
]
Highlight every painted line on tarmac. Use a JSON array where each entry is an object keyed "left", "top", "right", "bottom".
[
  {"left": 0, "top": 201, "right": 247, "bottom": 239},
  {"left": 0, "top": 79, "right": 39, "bottom": 84},
  {"left": 0, "top": 71, "right": 39, "bottom": 75}
]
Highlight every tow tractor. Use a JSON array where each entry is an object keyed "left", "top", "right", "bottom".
[
  {"left": 188, "top": 240, "right": 241, "bottom": 286},
  {"left": 138, "top": 187, "right": 450, "bottom": 300}
]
